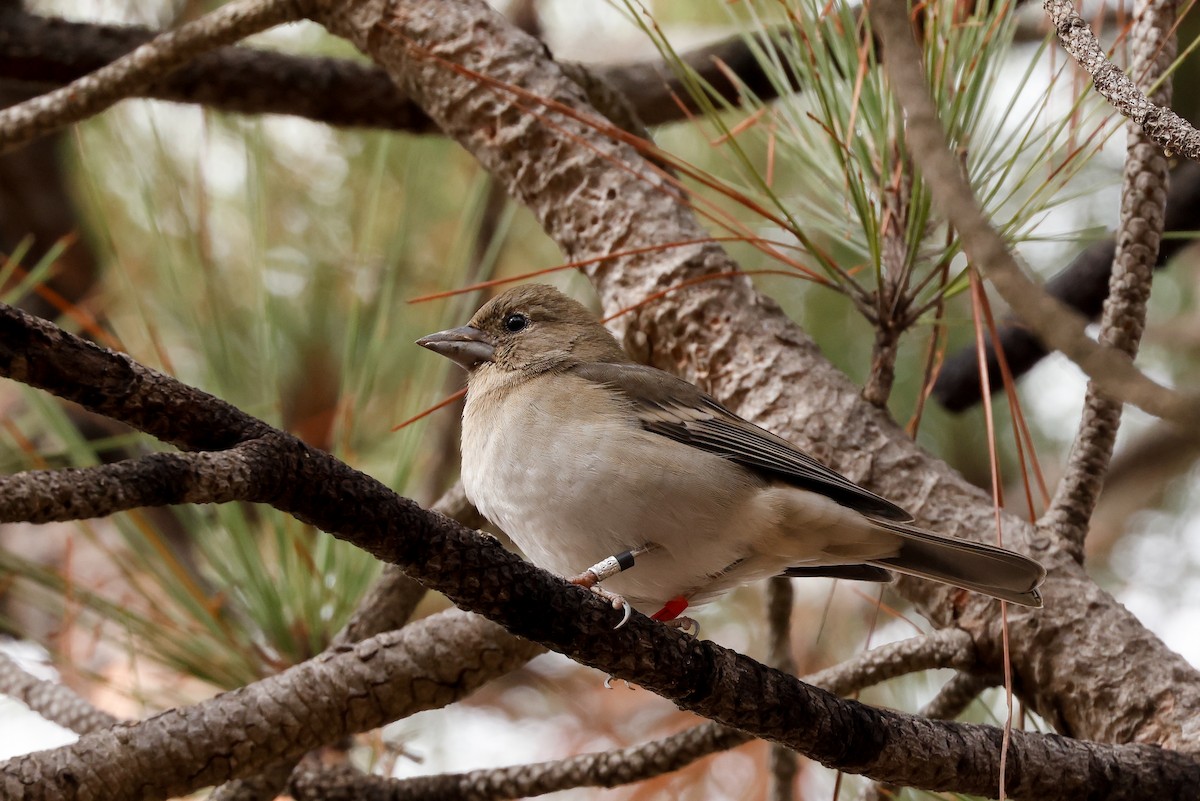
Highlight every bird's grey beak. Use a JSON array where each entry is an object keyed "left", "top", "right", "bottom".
[{"left": 417, "top": 325, "right": 496, "bottom": 370}]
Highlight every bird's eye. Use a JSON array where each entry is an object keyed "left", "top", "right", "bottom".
[{"left": 503, "top": 313, "right": 529, "bottom": 333}]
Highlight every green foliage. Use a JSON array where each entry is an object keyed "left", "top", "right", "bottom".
[
  {"left": 633, "top": 0, "right": 1124, "bottom": 299},
  {"left": 624, "top": 0, "right": 1152, "bottom": 474},
  {"left": 3, "top": 2, "right": 1198, "bottom": 775},
  {"left": 0, "top": 96, "right": 559, "bottom": 693}
]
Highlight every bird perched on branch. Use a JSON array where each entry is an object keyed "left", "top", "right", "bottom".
[{"left": 418, "top": 284, "right": 1045, "bottom": 626}]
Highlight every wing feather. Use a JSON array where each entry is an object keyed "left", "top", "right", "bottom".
[{"left": 570, "top": 362, "right": 913, "bottom": 522}]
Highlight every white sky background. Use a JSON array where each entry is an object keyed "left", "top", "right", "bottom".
[
  {"left": 0, "top": 642, "right": 79, "bottom": 760},
  {"left": 4, "top": 0, "right": 1200, "bottom": 796}
]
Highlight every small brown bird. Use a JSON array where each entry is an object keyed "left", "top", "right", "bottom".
[{"left": 419, "top": 284, "right": 1045, "bottom": 625}]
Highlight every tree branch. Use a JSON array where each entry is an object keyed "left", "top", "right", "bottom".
[
  {"left": 0, "top": 652, "right": 116, "bottom": 735},
  {"left": 932, "top": 162, "right": 1200, "bottom": 412},
  {"left": 314, "top": 0, "right": 1200, "bottom": 751},
  {"left": 858, "top": 671, "right": 998, "bottom": 801},
  {"left": 920, "top": 672, "right": 997, "bottom": 721},
  {"left": 0, "top": 6, "right": 433, "bottom": 132},
  {"left": 0, "top": 0, "right": 310, "bottom": 153},
  {"left": 207, "top": 498, "right": 454, "bottom": 801},
  {"left": 1045, "top": 0, "right": 1200, "bottom": 159},
  {"left": 0, "top": 446, "right": 262, "bottom": 519},
  {"left": 287, "top": 726, "right": 747, "bottom": 801},
  {"left": 1041, "top": 0, "right": 1175, "bottom": 556},
  {"left": 2, "top": 303, "right": 1195, "bottom": 798},
  {"left": 286, "top": 630, "right": 979, "bottom": 801},
  {"left": 1, "top": 607, "right": 540, "bottom": 801},
  {"left": 870, "top": 0, "right": 1197, "bottom": 428},
  {"left": 0, "top": 6, "right": 790, "bottom": 136}
]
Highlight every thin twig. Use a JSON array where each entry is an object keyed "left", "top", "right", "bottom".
[
  {"left": 0, "top": 652, "right": 117, "bottom": 735},
  {"left": 1044, "top": 0, "right": 1200, "bottom": 159},
  {"left": 288, "top": 725, "right": 747, "bottom": 801},
  {"left": 1040, "top": 0, "right": 1176, "bottom": 558},
  {"left": 766, "top": 577, "right": 798, "bottom": 801},
  {"left": 0, "top": 0, "right": 309, "bottom": 153},
  {"left": 921, "top": 672, "right": 997, "bottom": 720},
  {"left": 868, "top": 0, "right": 1199, "bottom": 428}
]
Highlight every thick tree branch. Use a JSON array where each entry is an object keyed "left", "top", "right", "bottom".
[
  {"left": 0, "top": 451, "right": 982, "bottom": 801},
  {"left": 0, "top": 7, "right": 786, "bottom": 136},
  {"left": 311, "top": 0, "right": 1200, "bottom": 752},
  {"left": 0, "top": 307, "right": 267, "bottom": 451},
  {"left": 2, "top": 304, "right": 1195, "bottom": 798},
  {"left": 859, "top": 672, "right": 998, "bottom": 801}
]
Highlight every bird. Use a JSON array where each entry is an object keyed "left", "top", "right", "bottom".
[{"left": 418, "top": 284, "right": 1045, "bottom": 626}]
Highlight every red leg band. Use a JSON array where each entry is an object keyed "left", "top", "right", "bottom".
[{"left": 651, "top": 596, "right": 689, "bottom": 622}]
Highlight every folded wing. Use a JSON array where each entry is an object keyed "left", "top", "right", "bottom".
[{"left": 570, "top": 362, "right": 913, "bottom": 522}]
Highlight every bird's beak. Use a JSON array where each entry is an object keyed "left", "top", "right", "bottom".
[{"left": 417, "top": 325, "right": 496, "bottom": 370}]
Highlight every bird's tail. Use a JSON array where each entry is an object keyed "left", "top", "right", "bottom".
[{"left": 867, "top": 520, "right": 1046, "bottom": 607}]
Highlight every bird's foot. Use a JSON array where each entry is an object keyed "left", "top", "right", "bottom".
[
  {"left": 568, "top": 572, "right": 633, "bottom": 629},
  {"left": 568, "top": 543, "right": 660, "bottom": 629},
  {"left": 662, "top": 616, "right": 700, "bottom": 637}
]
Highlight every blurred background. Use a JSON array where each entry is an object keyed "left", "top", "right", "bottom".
[{"left": 1, "top": 0, "right": 1198, "bottom": 797}]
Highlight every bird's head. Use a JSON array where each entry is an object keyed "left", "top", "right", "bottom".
[{"left": 417, "top": 284, "right": 630, "bottom": 375}]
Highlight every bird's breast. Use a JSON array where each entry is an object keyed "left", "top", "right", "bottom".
[{"left": 459, "top": 372, "right": 766, "bottom": 609}]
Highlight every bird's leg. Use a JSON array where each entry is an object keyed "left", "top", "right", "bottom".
[
  {"left": 648, "top": 595, "right": 698, "bottom": 636},
  {"left": 568, "top": 542, "right": 660, "bottom": 629}
]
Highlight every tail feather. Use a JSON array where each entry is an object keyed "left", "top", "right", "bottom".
[
  {"left": 867, "top": 520, "right": 1046, "bottom": 607},
  {"left": 782, "top": 564, "right": 894, "bottom": 583}
]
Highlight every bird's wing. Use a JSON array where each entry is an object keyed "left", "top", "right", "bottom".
[
  {"left": 782, "top": 564, "right": 895, "bottom": 582},
  {"left": 570, "top": 362, "right": 913, "bottom": 522}
]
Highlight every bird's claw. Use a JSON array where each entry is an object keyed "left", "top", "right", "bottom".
[
  {"left": 591, "top": 585, "right": 633, "bottom": 629},
  {"left": 614, "top": 598, "right": 633, "bottom": 629},
  {"left": 603, "top": 675, "right": 633, "bottom": 689},
  {"left": 568, "top": 572, "right": 633, "bottom": 629},
  {"left": 663, "top": 616, "right": 700, "bottom": 637}
]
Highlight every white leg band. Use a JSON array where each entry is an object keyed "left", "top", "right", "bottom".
[{"left": 587, "top": 555, "right": 625, "bottom": 582}]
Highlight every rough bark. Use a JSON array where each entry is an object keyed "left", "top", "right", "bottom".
[
  {"left": 303, "top": 0, "right": 1200, "bottom": 752},
  {"left": 2, "top": 305, "right": 1198, "bottom": 798},
  {"left": 1, "top": 607, "right": 541, "bottom": 801},
  {"left": 2, "top": 0, "right": 1199, "bottom": 796}
]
